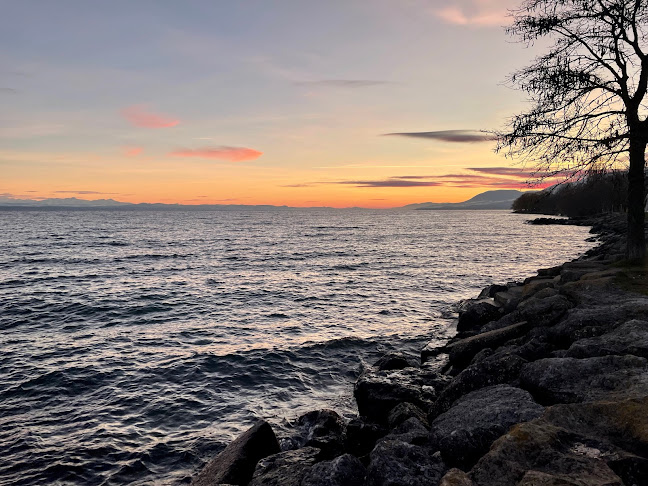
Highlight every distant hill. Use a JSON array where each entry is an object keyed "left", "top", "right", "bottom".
[
  {"left": 402, "top": 190, "right": 523, "bottom": 210},
  {"left": 0, "top": 197, "right": 132, "bottom": 207}
]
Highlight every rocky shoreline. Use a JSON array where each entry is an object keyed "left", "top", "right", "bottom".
[{"left": 190, "top": 213, "right": 648, "bottom": 486}]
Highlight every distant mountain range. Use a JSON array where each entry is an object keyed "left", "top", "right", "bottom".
[
  {"left": 402, "top": 190, "right": 523, "bottom": 210},
  {"left": 0, "top": 190, "right": 523, "bottom": 210}
]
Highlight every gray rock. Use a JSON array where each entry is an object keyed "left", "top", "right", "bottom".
[
  {"left": 383, "top": 417, "right": 429, "bottom": 445},
  {"left": 429, "top": 385, "right": 544, "bottom": 468},
  {"left": 248, "top": 447, "right": 319, "bottom": 486},
  {"left": 429, "top": 354, "right": 527, "bottom": 420},
  {"left": 354, "top": 367, "right": 450, "bottom": 423},
  {"left": 191, "top": 420, "right": 280, "bottom": 486},
  {"left": 294, "top": 409, "right": 345, "bottom": 459},
  {"left": 477, "top": 284, "right": 508, "bottom": 299},
  {"left": 520, "top": 355, "right": 648, "bottom": 405},
  {"left": 566, "top": 320, "right": 648, "bottom": 359},
  {"left": 456, "top": 301, "right": 501, "bottom": 334},
  {"left": 448, "top": 321, "right": 530, "bottom": 368},
  {"left": 301, "top": 454, "right": 366, "bottom": 486},
  {"left": 515, "top": 294, "right": 573, "bottom": 327},
  {"left": 387, "top": 402, "right": 428, "bottom": 429},
  {"left": 365, "top": 440, "right": 446, "bottom": 486},
  {"left": 374, "top": 352, "right": 418, "bottom": 371},
  {"left": 344, "top": 417, "right": 387, "bottom": 458}
]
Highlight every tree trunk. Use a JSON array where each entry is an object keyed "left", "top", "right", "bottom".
[{"left": 626, "top": 139, "right": 646, "bottom": 260}]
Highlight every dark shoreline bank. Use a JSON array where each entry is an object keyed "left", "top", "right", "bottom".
[{"left": 190, "top": 212, "right": 648, "bottom": 486}]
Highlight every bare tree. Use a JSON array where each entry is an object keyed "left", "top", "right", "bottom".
[{"left": 498, "top": 0, "right": 648, "bottom": 259}]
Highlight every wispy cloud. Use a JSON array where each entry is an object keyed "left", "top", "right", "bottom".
[
  {"left": 123, "top": 146, "right": 143, "bottom": 157},
  {"left": 295, "top": 80, "right": 390, "bottom": 88},
  {"left": 433, "top": 1, "right": 516, "bottom": 27},
  {"left": 121, "top": 105, "right": 179, "bottom": 128},
  {"left": 54, "top": 190, "right": 118, "bottom": 195},
  {"left": 384, "top": 130, "right": 496, "bottom": 143},
  {"left": 169, "top": 146, "right": 263, "bottom": 162},
  {"left": 334, "top": 179, "right": 443, "bottom": 188},
  {"left": 0, "top": 87, "right": 18, "bottom": 94}
]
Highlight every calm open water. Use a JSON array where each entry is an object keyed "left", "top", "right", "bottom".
[{"left": 0, "top": 209, "right": 593, "bottom": 485}]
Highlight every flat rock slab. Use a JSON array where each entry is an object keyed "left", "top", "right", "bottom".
[
  {"left": 520, "top": 355, "right": 648, "bottom": 405},
  {"left": 430, "top": 385, "right": 544, "bottom": 468},
  {"left": 249, "top": 447, "right": 320, "bottom": 486},
  {"left": 365, "top": 440, "right": 446, "bottom": 486},
  {"left": 566, "top": 319, "right": 648, "bottom": 359},
  {"left": 191, "top": 420, "right": 280, "bottom": 486},
  {"left": 301, "top": 454, "right": 366, "bottom": 486}
]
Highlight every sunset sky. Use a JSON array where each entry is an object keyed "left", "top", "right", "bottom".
[{"left": 1, "top": 0, "right": 553, "bottom": 207}]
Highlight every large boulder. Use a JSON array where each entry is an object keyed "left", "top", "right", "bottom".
[
  {"left": 429, "top": 385, "right": 544, "bottom": 469},
  {"left": 469, "top": 421, "right": 624, "bottom": 486},
  {"left": 566, "top": 319, "right": 648, "bottom": 359},
  {"left": 429, "top": 354, "right": 527, "bottom": 420},
  {"left": 293, "top": 409, "right": 345, "bottom": 459},
  {"left": 470, "top": 396, "right": 648, "bottom": 486},
  {"left": 191, "top": 420, "right": 280, "bottom": 486},
  {"left": 365, "top": 440, "right": 446, "bottom": 486},
  {"left": 520, "top": 355, "right": 648, "bottom": 405},
  {"left": 448, "top": 322, "right": 530, "bottom": 368},
  {"left": 354, "top": 367, "right": 450, "bottom": 423},
  {"left": 301, "top": 454, "right": 366, "bottom": 486},
  {"left": 456, "top": 301, "right": 501, "bottom": 334},
  {"left": 248, "top": 447, "right": 320, "bottom": 486}
]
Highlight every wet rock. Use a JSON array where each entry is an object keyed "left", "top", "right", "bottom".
[
  {"left": 456, "top": 301, "right": 501, "bottom": 334},
  {"left": 533, "top": 287, "right": 559, "bottom": 300},
  {"left": 374, "top": 352, "right": 417, "bottom": 371},
  {"left": 429, "top": 385, "right": 544, "bottom": 469},
  {"left": 494, "top": 289, "right": 522, "bottom": 312},
  {"left": 293, "top": 409, "right": 345, "bottom": 459},
  {"left": 301, "top": 454, "right": 366, "bottom": 486},
  {"left": 448, "top": 321, "right": 530, "bottom": 368},
  {"left": 344, "top": 417, "right": 388, "bottom": 458},
  {"left": 440, "top": 468, "right": 475, "bottom": 486},
  {"left": 248, "top": 447, "right": 319, "bottom": 486},
  {"left": 477, "top": 284, "right": 508, "bottom": 299},
  {"left": 429, "top": 354, "right": 527, "bottom": 419},
  {"left": 383, "top": 417, "right": 429, "bottom": 445},
  {"left": 354, "top": 367, "right": 450, "bottom": 423},
  {"left": 387, "top": 402, "right": 428, "bottom": 429},
  {"left": 520, "top": 355, "right": 648, "bottom": 405},
  {"left": 537, "top": 265, "right": 563, "bottom": 277},
  {"left": 365, "top": 440, "right": 446, "bottom": 486},
  {"left": 566, "top": 319, "right": 648, "bottom": 359},
  {"left": 469, "top": 421, "right": 624, "bottom": 486},
  {"left": 191, "top": 420, "right": 280, "bottom": 486}
]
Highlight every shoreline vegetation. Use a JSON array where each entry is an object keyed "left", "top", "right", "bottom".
[{"left": 190, "top": 212, "right": 648, "bottom": 486}]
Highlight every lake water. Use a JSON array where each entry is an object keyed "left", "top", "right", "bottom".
[{"left": 0, "top": 209, "right": 593, "bottom": 485}]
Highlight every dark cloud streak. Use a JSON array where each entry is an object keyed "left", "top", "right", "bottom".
[{"left": 384, "top": 130, "right": 496, "bottom": 143}]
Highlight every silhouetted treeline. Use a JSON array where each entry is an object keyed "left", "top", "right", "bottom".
[{"left": 512, "top": 171, "right": 635, "bottom": 217}]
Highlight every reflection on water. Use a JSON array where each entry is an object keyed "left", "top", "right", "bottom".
[{"left": 0, "top": 209, "right": 592, "bottom": 485}]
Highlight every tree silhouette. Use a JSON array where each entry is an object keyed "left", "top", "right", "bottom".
[{"left": 498, "top": 0, "right": 648, "bottom": 259}]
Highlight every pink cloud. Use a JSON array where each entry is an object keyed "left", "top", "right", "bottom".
[
  {"left": 121, "top": 105, "right": 179, "bottom": 128},
  {"left": 123, "top": 146, "right": 143, "bottom": 157},
  {"left": 434, "top": 1, "right": 517, "bottom": 27},
  {"left": 169, "top": 146, "right": 263, "bottom": 162}
]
